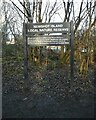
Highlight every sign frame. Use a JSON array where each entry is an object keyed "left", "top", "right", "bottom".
[{"left": 23, "top": 21, "right": 74, "bottom": 84}]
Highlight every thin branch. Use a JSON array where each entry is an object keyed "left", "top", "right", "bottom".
[{"left": 9, "top": 0, "right": 29, "bottom": 19}]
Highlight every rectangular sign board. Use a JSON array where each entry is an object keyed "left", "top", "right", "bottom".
[
  {"left": 24, "top": 22, "right": 70, "bottom": 46},
  {"left": 28, "top": 36, "right": 69, "bottom": 46},
  {"left": 26, "top": 22, "right": 70, "bottom": 34},
  {"left": 23, "top": 21, "right": 74, "bottom": 82}
]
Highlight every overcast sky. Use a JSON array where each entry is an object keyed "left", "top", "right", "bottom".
[
  {"left": 0, "top": 0, "right": 95, "bottom": 31},
  {"left": 9, "top": 0, "right": 84, "bottom": 22}
]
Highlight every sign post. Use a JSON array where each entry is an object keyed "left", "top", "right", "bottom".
[
  {"left": 23, "top": 22, "right": 74, "bottom": 85},
  {"left": 70, "top": 21, "right": 74, "bottom": 81},
  {"left": 23, "top": 23, "right": 28, "bottom": 87}
]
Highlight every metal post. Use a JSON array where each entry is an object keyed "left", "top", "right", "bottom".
[
  {"left": 70, "top": 21, "right": 74, "bottom": 81},
  {"left": 23, "top": 23, "right": 28, "bottom": 87}
]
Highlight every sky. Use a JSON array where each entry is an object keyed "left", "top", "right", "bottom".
[
  {"left": 1, "top": 0, "right": 84, "bottom": 17},
  {"left": 5, "top": 0, "right": 95, "bottom": 21},
  {"left": 1, "top": 0, "right": 95, "bottom": 23},
  {"left": 0, "top": 0, "right": 95, "bottom": 32}
]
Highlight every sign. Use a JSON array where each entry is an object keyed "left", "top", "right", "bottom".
[
  {"left": 26, "top": 22, "right": 69, "bottom": 34},
  {"left": 24, "top": 22, "right": 70, "bottom": 45},
  {"left": 27, "top": 35, "right": 69, "bottom": 46},
  {"left": 27, "top": 28, "right": 69, "bottom": 33},
  {"left": 23, "top": 21, "right": 74, "bottom": 82}
]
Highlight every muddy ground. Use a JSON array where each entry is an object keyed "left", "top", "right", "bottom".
[{"left": 2, "top": 59, "right": 96, "bottom": 118}]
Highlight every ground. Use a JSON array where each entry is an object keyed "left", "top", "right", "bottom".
[{"left": 2, "top": 59, "right": 95, "bottom": 118}]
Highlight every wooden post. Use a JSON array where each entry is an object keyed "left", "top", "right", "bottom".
[
  {"left": 23, "top": 23, "right": 28, "bottom": 89},
  {"left": 70, "top": 21, "right": 74, "bottom": 81}
]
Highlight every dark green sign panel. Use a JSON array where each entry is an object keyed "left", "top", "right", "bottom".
[
  {"left": 24, "top": 22, "right": 70, "bottom": 46},
  {"left": 26, "top": 22, "right": 70, "bottom": 34}
]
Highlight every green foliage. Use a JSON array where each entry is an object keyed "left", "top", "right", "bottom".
[
  {"left": 48, "top": 52, "right": 59, "bottom": 61},
  {"left": 2, "top": 41, "right": 24, "bottom": 62},
  {"left": 2, "top": 44, "right": 16, "bottom": 57}
]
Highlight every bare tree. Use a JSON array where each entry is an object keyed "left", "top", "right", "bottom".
[
  {"left": 16, "top": 0, "right": 62, "bottom": 64},
  {"left": 1, "top": 0, "right": 23, "bottom": 44},
  {"left": 73, "top": 0, "right": 96, "bottom": 75}
]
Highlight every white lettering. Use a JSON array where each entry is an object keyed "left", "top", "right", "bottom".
[{"left": 28, "top": 29, "right": 38, "bottom": 32}]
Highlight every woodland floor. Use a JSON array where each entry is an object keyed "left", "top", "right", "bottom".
[{"left": 2, "top": 58, "right": 96, "bottom": 118}]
